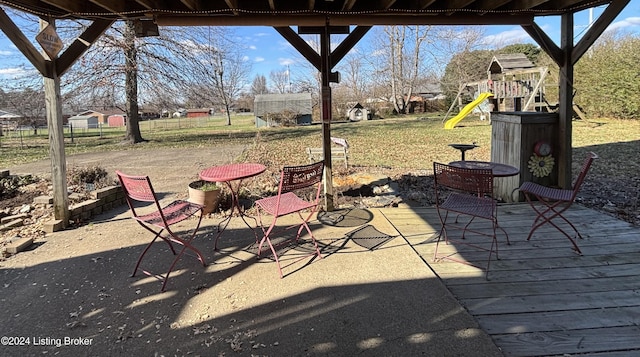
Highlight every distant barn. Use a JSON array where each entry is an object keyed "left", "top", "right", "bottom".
[
  {"left": 187, "top": 108, "right": 211, "bottom": 118},
  {"left": 254, "top": 93, "right": 312, "bottom": 128}
]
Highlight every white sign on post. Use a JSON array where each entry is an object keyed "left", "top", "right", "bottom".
[{"left": 36, "top": 24, "right": 63, "bottom": 59}]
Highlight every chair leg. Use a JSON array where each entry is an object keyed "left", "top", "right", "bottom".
[
  {"left": 161, "top": 244, "right": 188, "bottom": 291},
  {"left": 138, "top": 223, "right": 177, "bottom": 254},
  {"left": 433, "top": 209, "right": 448, "bottom": 262},
  {"left": 524, "top": 195, "right": 582, "bottom": 254},
  {"left": 433, "top": 227, "right": 445, "bottom": 262},
  {"left": 133, "top": 213, "right": 206, "bottom": 291},
  {"left": 132, "top": 232, "right": 162, "bottom": 278},
  {"left": 485, "top": 228, "right": 498, "bottom": 280},
  {"left": 256, "top": 211, "right": 323, "bottom": 279},
  {"left": 296, "top": 211, "right": 322, "bottom": 259},
  {"left": 265, "top": 236, "right": 283, "bottom": 278},
  {"left": 256, "top": 219, "right": 284, "bottom": 278}
]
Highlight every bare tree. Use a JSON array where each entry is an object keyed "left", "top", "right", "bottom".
[
  {"left": 251, "top": 75, "right": 268, "bottom": 95},
  {"left": 269, "top": 69, "right": 289, "bottom": 94},
  {"left": 436, "top": 27, "right": 488, "bottom": 96},
  {"left": 337, "top": 51, "right": 370, "bottom": 103},
  {"left": 123, "top": 20, "right": 143, "bottom": 143},
  {"left": 379, "top": 25, "right": 431, "bottom": 114},
  {"left": 180, "top": 27, "right": 252, "bottom": 125},
  {"left": 3, "top": 87, "right": 45, "bottom": 134}
]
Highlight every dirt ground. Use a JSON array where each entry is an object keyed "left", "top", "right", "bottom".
[{"left": 5, "top": 145, "right": 249, "bottom": 199}]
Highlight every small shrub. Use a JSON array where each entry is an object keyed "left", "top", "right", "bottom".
[
  {"left": 189, "top": 180, "right": 219, "bottom": 191},
  {"left": 0, "top": 175, "right": 37, "bottom": 200},
  {"left": 67, "top": 165, "right": 112, "bottom": 190}
]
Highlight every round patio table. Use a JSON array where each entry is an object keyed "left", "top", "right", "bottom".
[
  {"left": 448, "top": 160, "right": 519, "bottom": 177},
  {"left": 200, "top": 163, "right": 266, "bottom": 250}
]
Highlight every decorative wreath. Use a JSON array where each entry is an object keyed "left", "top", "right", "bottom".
[{"left": 528, "top": 154, "right": 555, "bottom": 177}]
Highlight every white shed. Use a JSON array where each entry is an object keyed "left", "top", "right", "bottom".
[{"left": 68, "top": 115, "right": 99, "bottom": 129}]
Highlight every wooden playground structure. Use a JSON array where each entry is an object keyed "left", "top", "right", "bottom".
[{"left": 446, "top": 53, "right": 586, "bottom": 121}]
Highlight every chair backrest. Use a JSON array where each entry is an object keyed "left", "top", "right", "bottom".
[
  {"left": 433, "top": 162, "right": 494, "bottom": 198},
  {"left": 116, "top": 170, "right": 161, "bottom": 217},
  {"left": 330, "top": 137, "right": 349, "bottom": 150},
  {"left": 280, "top": 161, "right": 324, "bottom": 193},
  {"left": 571, "top": 151, "right": 598, "bottom": 197}
]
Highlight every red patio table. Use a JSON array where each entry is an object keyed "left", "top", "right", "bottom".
[
  {"left": 449, "top": 160, "right": 519, "bottom": 177},
  {"left": 199, "top": 163, "right": 266, "bottom": 250}
]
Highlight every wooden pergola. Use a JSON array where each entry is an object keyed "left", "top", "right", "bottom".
[{"left": 0, "top": 0, "right": 630, "bottom": 226}]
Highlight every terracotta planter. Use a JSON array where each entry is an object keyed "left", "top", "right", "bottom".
[{"left": 187, "top": 180, "right": 221, "bottom": 215}]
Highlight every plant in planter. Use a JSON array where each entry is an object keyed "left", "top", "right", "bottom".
[{"left": 187, "top": 180, "right": 222, "bottom": 215}]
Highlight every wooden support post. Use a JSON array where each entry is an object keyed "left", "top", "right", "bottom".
[
  {"left": 41, "top": 18, "right": 69, "bottom": 226},
  {"left": 558, "top": 13, "right": 574, "bottom": 189},
  {"left": 320, "top": 24, "right": 334, "bottom": 211}
]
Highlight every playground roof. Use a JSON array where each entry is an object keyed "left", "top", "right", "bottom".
[
  {"left": 0, "top": 0, "right": 615, "bottom": 26},
  {"left": 488, "top": 54, "right": 536, "bottom": 74}
]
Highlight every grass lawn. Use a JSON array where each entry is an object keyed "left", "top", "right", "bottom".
[
  {"left": 2, "top": 114, "right": 638, "bottom": 178},
  {"left": 1, "top": 113, "right": 638, "bottom": 224}
]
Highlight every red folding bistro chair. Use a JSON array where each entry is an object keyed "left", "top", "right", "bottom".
[
  {"left": 433, "top": 162, "right": 510, "bottom": 279},
  {"left": 519, "top": 152, "right": 598, "bottom": 254},
  {"left": 254, "top": 161, "right": 324, "bottom": 278},
  {"left": 116, "top": 170, "right": 206, "bottom": 291}
]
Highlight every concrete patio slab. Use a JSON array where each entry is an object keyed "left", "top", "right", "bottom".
[{"left": 0, "top": 205, "right": 503, "bottom": 356}]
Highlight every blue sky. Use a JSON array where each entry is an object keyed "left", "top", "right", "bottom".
[{"left": 0, "top": 2, "right": 639, "bottom": 83}]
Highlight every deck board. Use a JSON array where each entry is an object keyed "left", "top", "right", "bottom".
[{"left": 379, "top": 204, "right": 640, "bottom": 356}]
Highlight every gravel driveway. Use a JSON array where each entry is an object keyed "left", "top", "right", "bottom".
[{"left": 7, "top": 145, "right": 249, "bottom": 199}]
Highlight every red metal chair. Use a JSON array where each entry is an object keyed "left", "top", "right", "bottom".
[
  {"left": 254, "top": 161, "right": 324, "bottom": 278},
  {"left": 433, "top": 162, "right": 510, "bottom": 279},
  {"left": 519, "top": 152, "right": 598, "bottom": 254},
  {"left": 116, "top": 170, "right": 206, "bottom": 291}
]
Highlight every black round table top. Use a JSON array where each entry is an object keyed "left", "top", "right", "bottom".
[{"left": 448, "top": 143, "right": 478, "bottom": 151}]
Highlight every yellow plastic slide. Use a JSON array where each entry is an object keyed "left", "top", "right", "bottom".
[{"left": 444, "top": 92, "right": 494, "bottom": 129}]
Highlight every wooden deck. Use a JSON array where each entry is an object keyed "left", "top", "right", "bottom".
[{"left": 378, "top": 203, "right": 640, "bottom": 357}]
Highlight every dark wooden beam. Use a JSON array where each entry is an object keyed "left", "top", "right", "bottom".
[
  {"left": 157, "top": 13, "right": 534, "bottom": 26},
  {"left": 90, "top": 0, "right": 129, "bottom": 14},
  {"left": 522, "top": 21, "right": 563, "bottom": 64},
  {"left": 558, "top": 12, "right": 574, "bottom": 189},
  {"left": 135, "top": 0, "right": 161, "bottom": 10},
  {"left": 274, "top": 26, "right": 321, "bottom": 71},
  {"left": 180, "top": 0, "right": 199, "bottom": 10},
  {"left": 57, "top": 19, "right": 114, "bottom": 75},
  {"left": 223, "top": 0, "right": 239, "bottom": 15},
  {"left": 331, "top": 25, "right": 371, "bottom": 66},
  {"left": 298, "top": 26, "right": 350, "bottom": 34},
  {"left": 342, "top": 0, "right": 358, "bottom": 11},
  {"left": 42, "top": 0, "right": 98, "bottom": 13}
]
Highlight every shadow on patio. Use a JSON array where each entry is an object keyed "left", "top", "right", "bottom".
[{"left": 0, "top": 205, "right": 500, "bottom": 356}]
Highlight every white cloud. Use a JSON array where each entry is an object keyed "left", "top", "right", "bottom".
[
  {"left": 481, "top": 27, "right": 533, "bottom": 47},
  {"left": 0, "top": 67, "right": 26, "bottom": 75},
  {"left": 0, "top": 50, "right": 12, "bottom": 56},
  {"left": 0, "top": 66, "right": 34, "bottom": 79},
  {"left": 278, "top": 58, "right": 295, "bottom": 66},
  {"left": 248, "top": 45, "right": 257, "bottom": 50},
  {"left": 254, "top": 56, "right": 265, "bottom": 62},
  {"left": 606, "top": 16, "right": 640, "bottom": 32}
]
